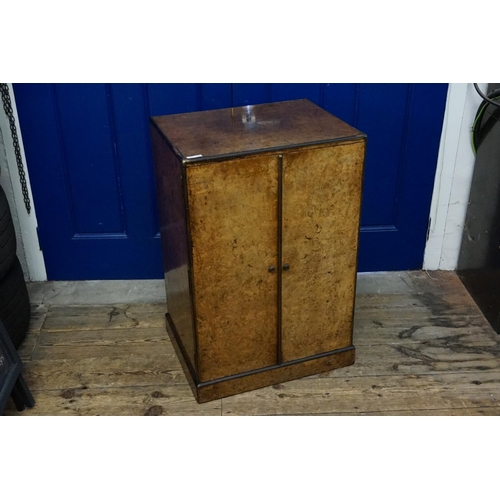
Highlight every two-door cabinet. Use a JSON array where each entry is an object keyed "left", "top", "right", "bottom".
[{"left": 150, "top": 99, "right": 366, "bottom": 403}]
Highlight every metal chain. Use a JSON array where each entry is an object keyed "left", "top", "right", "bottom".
[{"left": 0, "top": 83, "right": 31, "bottom": 214}]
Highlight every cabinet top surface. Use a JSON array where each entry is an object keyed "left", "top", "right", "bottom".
[{"left": 151, "top": 99, "right": 365, "bottom": 162}]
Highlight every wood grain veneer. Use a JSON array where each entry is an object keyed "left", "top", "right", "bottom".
[{"left": 151, "top": 99, "right": 366, "bottom": 402}]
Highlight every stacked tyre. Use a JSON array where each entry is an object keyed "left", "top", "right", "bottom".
[{"left": 0, "top": 185, "right": 30, "bottom": 348}]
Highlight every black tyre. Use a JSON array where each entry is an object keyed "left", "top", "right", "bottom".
[
  {"left": 0, "top": 185, "right": 17, "bottom": 281},
  {"left": 0, "top": 256, "right": 30, "bottom": 348}
]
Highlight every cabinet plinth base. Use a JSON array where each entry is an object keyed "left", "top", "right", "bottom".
[{"left": 165, "top": 313, "right": 355, "bottom": 404}]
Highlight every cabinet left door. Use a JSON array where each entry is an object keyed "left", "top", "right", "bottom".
[{"left": 187, "top": 155, "right": 279, "bottom": 382}]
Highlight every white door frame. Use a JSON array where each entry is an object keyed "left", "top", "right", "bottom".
[
  {"left": 423, "top": 83, "right": 487, "bottom": 270},
  {"left": 0, "top": 83, "right": 46, "bottom": 281}
]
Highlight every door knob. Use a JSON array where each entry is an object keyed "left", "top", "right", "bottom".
[
  {"left": 283, "top": 263, "right": 290, "bottom": 271},
  {"left": 268, "top": 266, "right": 276, "bottom": 273}
]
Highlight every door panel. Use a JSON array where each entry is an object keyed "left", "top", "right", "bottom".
[
  {"left": 54, "top": 84, "right": 125, "bottom": 234},
  {"left": 187, "top": 156, "right": 279, "bottom": 381},
  {"left": 13, "top": 83, "right": 447, "bottom": 278},
  {"left": 281, "top": 142, "right": 365, "bottom": 361},
  {"left": 355, "top": 84, "right": 409, "bottom": 226},
  {"left": 13, "top": 83, "right": 164, "bottom": 279}
]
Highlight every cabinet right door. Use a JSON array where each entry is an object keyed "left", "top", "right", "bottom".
[{"left": 281, "top": 141, "right": 365, "bottom": 362}]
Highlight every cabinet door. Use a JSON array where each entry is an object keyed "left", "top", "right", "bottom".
[
  {"left": 187, "top": 156, "right": 279, "bottom": 382},
  {"left": 281, "top": 141, "right": 365, "bottom": 361}
]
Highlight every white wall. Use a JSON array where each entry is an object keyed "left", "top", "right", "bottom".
[
  {"left": 423, "top": 83, "right": 487, "bottom": 270},
  {"left": 0, "top": 84, "right": 46, "bottom": 281}
]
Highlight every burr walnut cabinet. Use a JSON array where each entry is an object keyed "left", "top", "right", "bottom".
[{"left": 150, "top": 99, "right": 366, "bottom": 403}]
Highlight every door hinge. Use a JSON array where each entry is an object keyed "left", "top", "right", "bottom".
[{"left": 426, "top": 217, "right": 432, "bottom": 241}]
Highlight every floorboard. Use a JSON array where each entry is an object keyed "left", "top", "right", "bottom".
[{"left": 4, "top": 271, "right": 500, "bottom": 416}]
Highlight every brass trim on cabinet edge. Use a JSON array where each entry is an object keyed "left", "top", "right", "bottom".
[
  {"left": 277, "top": 154, "right": 283, "bottom": 365},
  {"left": 349, "top": 136, "right": 368, "bottom": 347},
  {"left": 180, "top": 135, "right": 367, "bottom": 165},
  {"left": 181, "top": 165, "right": 200, "bottom": 379},
  {"left": 197, "top": 347, "right": 355, "bottom": 403}
]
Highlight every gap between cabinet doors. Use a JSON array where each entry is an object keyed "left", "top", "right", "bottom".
[{"left": 185, "top": 139, "right": 365, "bottom": 382}]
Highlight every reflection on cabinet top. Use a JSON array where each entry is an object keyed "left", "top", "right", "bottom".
[{"left": 151, "top": 99, "right": 365, "bottom": 164}]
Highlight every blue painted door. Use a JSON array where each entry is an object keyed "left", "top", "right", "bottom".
[{"left": 13, "top": 83, "right": 447, "bottom": 279}]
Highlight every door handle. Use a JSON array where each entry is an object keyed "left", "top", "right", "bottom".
[{"left": 283, "top": 263, "right": 290, "bottom": 271}]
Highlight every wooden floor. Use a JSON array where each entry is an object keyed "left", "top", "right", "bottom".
[{"left": 5, "top": 271, "right": 500, "bottom": 416}]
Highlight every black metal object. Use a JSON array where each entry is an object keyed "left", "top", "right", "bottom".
[
  {"left": 0, "top": 84, "right": 31, "bottom": 214},
  {"left": 0, "top": 320, "right": 34, "bottom": 414},
  {"left": 457, "top": 84, "right": 500, "bottom": 334}
]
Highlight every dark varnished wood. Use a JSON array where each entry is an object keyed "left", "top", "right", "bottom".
[
  {"left": 150, "top": 125, "right": 196, "bottom": 371},
  {"left": 165, "top": 307, "right": 354, "bottom": 403},
  {"left": 197, "top": 348, "right": 355, "bottom": 403},
  {"left": 165, "top": 313, "right": 199, "bottom": 401},
  {"left": 151, "top": 99, "right": 366, "bottom": 402},
  {"left": 152, "top": 99, "right": 365, "bottom": 162}
]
